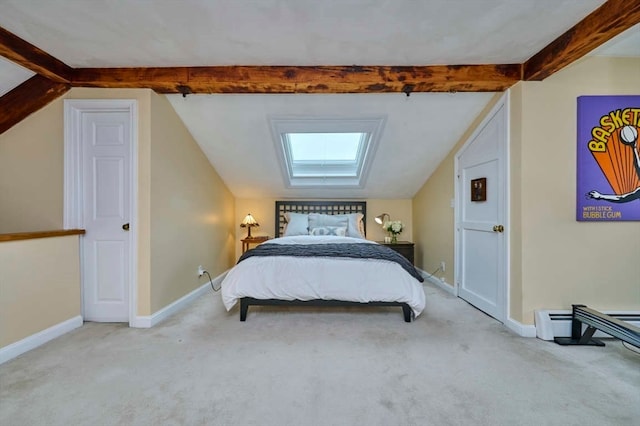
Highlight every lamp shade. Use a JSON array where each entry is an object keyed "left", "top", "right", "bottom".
[
  {"left": 374, "top": 213, "right": 390, "bottom": 225},
  {"left": 240, "top": 213, "right": 259, "bottom": 238},
  {"left": 240, "top": 213, "right": 259, "bottom": 227}
]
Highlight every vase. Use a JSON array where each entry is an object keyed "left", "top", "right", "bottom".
[{"left": 391, "top": 235, "right": 398, "bottom": 244}]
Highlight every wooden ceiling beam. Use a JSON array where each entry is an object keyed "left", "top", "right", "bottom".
[
  {"left": 0, "top": 26, "right": 74, "bottom": 83},
  {"left": 524, "top": 0, "right": 640, "bottom": 81},
  {"left": 1, "top": 1, "right": 635, "bottom": 111},
  {"left": 72, "top": 67, "right": 190, "bottom": 92},
  {"left": 72, "top": 64, "right": 522, "bottom": 94},
  {"left": 0, "top": 75, "right": 70, "bottom": 134}
]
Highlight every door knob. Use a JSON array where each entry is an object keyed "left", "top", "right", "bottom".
[
  {"left": 122, "top": 223, "right": 130, "bottom": 231},
  {"left": 492, "top": 225, "right": 504, "bottom": 233}
]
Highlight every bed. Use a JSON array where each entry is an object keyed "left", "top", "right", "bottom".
[{"left": 220, "top": 201, "right": 426, "bottom": 322}]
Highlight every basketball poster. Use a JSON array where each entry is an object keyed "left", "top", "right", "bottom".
[{"left": 577, "top": 95, "right": 640, "bottom": 221}]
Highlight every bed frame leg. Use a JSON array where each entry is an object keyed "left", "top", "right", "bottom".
[
  {"left": 402, "top": 304, "right": 412, "bottom": 322},
  {"left": 240, "top": 299, "right": 249, "bottom": 322}
]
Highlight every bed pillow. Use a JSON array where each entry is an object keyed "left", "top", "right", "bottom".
[
  {"left": 307, "top": 213, "right": 365, "bottom": 238},
  {"left": 282, "top": 212, "right": 309, "bottom": 236},
  {"left": 346, "top": 213, "right": 366, "bottom": 239},
  {"left": 309, "top": 226, "right": 347, "bottom": 237},
  {"left": 308, "top": 213, "right": 349, "bottom": 231}
]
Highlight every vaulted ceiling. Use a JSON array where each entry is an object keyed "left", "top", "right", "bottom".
[{"left": 1, "top": 0, "right": 638, "bottom": 198}]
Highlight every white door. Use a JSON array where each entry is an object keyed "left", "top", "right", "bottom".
[
  {"left": 456, "top": 98, "right": 507, "bottom": 322},
  {"left": 81, "top": 110, "right": 131, "bottom": 322}
]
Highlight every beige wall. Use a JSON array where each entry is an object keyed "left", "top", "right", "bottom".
[
  {"left": 0, "top": 88, "right": 155, "bottom": 316},
  {"left": 414, "top": 56, "right": 640, "bottom": 325},
  {"left": 412, "top": 94, "right": 503, "bottom": 283},
  {"left": 234, "top": 198, "right": 413, "bottom": 259},
  {"left": 508, "top": 84, "right": 524, "bottom": 322},
  {"left": 0, "top": 88, "right": 235, "bottom": 333},
  {"left": 514, "top": 56, "right": 640, "bottom": 324},
  {"left": 2, "top": 55, "right": 637, "bottom": 346},
  {"left": 0, "top": 236, "right": 81, "bottom": 347},
  {"left": 149, "top": 93, "right": 235, "bottom": 312},
  {"left": 0, "top": 97, "right": 66, "bottom": 232},
  {"left": 0, "top": 89, "right": 153, "bottom": 234}
]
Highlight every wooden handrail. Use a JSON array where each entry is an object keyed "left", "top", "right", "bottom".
[{"left": 0, "top": 229, "right": 85, "bottom": 242}]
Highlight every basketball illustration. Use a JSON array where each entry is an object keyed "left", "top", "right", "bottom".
[
  {"left": 589, "top": 124, "right": 640, "bottom": 196},
  {"left": 578, "top": 96, "right": 640, "bottom": 220},
  {"left": 620, "top": 125, "right": 638, "bottom": 146}
]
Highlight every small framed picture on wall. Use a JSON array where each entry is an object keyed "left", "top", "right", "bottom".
[{"left": 471, "top": 177, "right": 487, "bottom": 202}]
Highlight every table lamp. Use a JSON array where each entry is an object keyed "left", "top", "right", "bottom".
[
  {"left": 374, "top": 213, "right": 390, "bottom": 225},
  {"left": 240, "top": 213, "right": 259, "bottom": 238}
]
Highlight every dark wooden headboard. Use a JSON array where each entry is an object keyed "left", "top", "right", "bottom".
[{"left": 275, "top": 200, "right": 367, "bottom": 238}]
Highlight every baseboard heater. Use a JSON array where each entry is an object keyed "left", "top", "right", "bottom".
[{"left": 535, "top": 308, "right": 640, "bottom": 341}]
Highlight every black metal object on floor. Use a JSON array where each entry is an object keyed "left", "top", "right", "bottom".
[{"left": 554, "top": 304, "right": 640, "bottom": 347}]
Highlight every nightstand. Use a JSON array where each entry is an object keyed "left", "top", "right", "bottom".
[
  {"left": 241, "top": 236, "right": 269, "bottom": 253},
  {"left": 376, "top": 241, "right": 415, "bottom": 265}
]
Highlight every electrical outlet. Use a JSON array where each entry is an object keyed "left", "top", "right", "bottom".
[
  {"left": 440, "top": 261, "right": 446, "bottom": 272},
  {"left": 198, "top": 265, "right": 205, "bottom": 277}
]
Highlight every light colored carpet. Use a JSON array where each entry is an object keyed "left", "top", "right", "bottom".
[{"left": 1, "top": 282, "right": 638, "bottom": 426}]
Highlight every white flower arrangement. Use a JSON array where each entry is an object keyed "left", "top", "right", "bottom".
[{"left": 383, "top": 220, "right": 404, "bottom": 236}]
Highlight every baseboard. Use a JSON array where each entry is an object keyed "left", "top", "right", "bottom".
[
  {"left": 418, "top": 269, "right": 538, "bottom": 337},
  {"left": 0, "top": 315, "right": 83, "bottom": 365},
  {"left": 131, "top": 271, "right": 228, "bottom": 328},
  {"left": 505, "top": 317, "right": 537, "bottom": 338},
  {"left": 419, "top": 269, "right": 456, "bottom": 295},
  {"left": 534, "top": 309, "right": 640, "bottom": 340}
]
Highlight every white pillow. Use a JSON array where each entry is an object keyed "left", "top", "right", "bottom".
[
  {"left": 308, "top": 213, "right": 349, "bottom": 231},
  {"left": 307, "top": 213, "right": 365, "bottom": 239},
  {"left": 346, "top": 213, "right": 366, "bottom": 239},
  {"left": 309, "top": 226, "right": 347, "bottom": 237},
  {"left": 283, "top": 212, "right": 309, "bottom": 236}
]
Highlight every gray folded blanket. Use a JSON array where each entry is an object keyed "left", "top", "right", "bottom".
[{"left": 238, "top": 243, "right": 424, "bottom": 282}]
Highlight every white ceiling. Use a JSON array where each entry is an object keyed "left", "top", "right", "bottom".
[
  {"left": 0, "top": 0, "right": 607, "bottom": 67},
  {"left": 589, "top": 23, "right": 640, "bottom": 57},
  {"left": 1, "top": 0, "right": 638, "bottom": 198},
  {"left": 0, "top": 56, "right": 33, "bottom": 97},
  {"left": 167, "top": 92, "right": 495, "bottom": 198}
]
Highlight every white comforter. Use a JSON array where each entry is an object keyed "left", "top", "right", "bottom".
[{"left": 221, "top": 236, "right": 426, "bottom": 317}]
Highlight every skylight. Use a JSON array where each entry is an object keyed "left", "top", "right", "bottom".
[
  {"left": 271, "top": 117, "right": 385, "bottom": 188},
  {"left": 287, "top": 132, "right": 364, "bottom": 178},
  {"left": 289, "top": 133, "right": 361, "bottom": 162}
]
